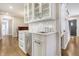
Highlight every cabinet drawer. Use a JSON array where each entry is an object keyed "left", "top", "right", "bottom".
[
  {"left": 19, "top": 41, "right": 26, "bottom": 49},
  {"left": 19, "top": 37, "right": 25, "bottom": 43},
  {"left": 19, "top": 32, "right": 25, "bottom": 37},
  {"left": 19, "top": 42, "right": 24, "bottom": 48},
  {"left": 32, "top": 34, "right": 45, "bottom": 41},
  {"left": 19, "top": 41, "right": 26, "bottom": 53},
  {"left": 19, "top": 33, "right": 26, "bottom": 42}
]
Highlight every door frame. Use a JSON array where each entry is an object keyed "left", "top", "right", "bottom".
[{"left": 1, "top": 15, "right": 13, "bottom": 38}]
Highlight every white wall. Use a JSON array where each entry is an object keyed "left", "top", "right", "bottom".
[{"left": 12, "top": 17, "right": 24, "bottom": 37}]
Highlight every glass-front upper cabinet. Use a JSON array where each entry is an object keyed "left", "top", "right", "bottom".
[
  {"left": 24, "top": 3, "right": 33, "bottom": 23},
  {"left": 34, "top": 3, "right": 41, "bottom": 20},
  {"left": 24, "top": 4, "right": 28, "bottom": 23},
  {"left": 42, "top": 3, "right": 49, "bottom": 17},
  {"left": 41, "top": 3, "right": 56, "bottom": 19},
  {"left": 28, "top": 3, "right": 33, "bottom": 20},
  {"left": 24, "top": 3, "right": 56, "bottom": 23}
]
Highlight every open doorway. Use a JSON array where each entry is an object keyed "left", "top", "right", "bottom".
[
  {"left": 69, "top": 20, "right": 77, "bottom": 36},
  {"left": 2, "top": 18, "right": 9, "bottom": 37},
  {"left": 1, "top": 16, "right": 12, "bottom": 38}
]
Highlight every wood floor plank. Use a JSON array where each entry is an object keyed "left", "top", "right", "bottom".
[
  {"left": 62, "top": 36, "right": 79, "bottom": 56},
  {"left": 0, "top": 36, "right": 26, "bottom": 56}
]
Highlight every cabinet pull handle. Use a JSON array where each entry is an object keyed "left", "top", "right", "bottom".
[{"left": 34, "top": 41, "right": 40, "bottom": 44}]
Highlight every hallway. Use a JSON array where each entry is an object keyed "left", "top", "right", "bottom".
[
  {"left": 62, "top": 36, "right": 79, "bottom": 56},
  {"left": 0, "top": 36, "right": 26, "bottom": 56}
]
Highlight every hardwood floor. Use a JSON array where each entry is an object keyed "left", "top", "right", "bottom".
[
  {"left": 62, "top": 36, "right": 79, "bottom": 56},
  {"left": 2, "top": 35, "right": 79, "bottom": 56},
  {"left": 0, "top": 36, "right": 26, "bottom": 56}
]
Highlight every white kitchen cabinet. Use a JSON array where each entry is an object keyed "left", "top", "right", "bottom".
[
  {"left": 18, "top": 30, "right": 32, "bottom": 54},
  {"left": 24, "top": 3, "right": 56, "bottom": 23},
  {"left": 34, "top": 3, "right": 41, "bottom": 20},
  {"left": 24, "top": 4, "right": 29, "bottom": 23},
  {"left": 24, "top": 3, "right": 33, "bottom": 23},
  {"left": 32, "top": 32, "right": 57, "bottom": 56},
  {"left": 28, "top": 3, "right": 33, "bottom": 21},
  {"left": 41, "top": 3, "right": 56, "bottom": 20},
  {"left": 24, "top": 3, "right": 59, "bottom": 56}
]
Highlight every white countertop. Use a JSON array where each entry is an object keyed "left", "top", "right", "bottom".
[
  {"left": 29, "top": 32, "right": 57, "bottom": 35},
  {"left": 18, "top": 31, "right": 57, "bottom": 35}
]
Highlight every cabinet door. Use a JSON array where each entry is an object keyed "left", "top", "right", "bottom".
[
  {"left": 41, "top": 3, "right": 56, "bottom": 19},
  {"left": 24, "top": 3, "right": 33, "bottom": 23},
  {"left": 46, "top": 34, "right": 56, "bottom": 56},
  {"left": 33, "top": 40, "right": 42, "bottom": 56},
  {"left": 28, "top": 3, "right": 33, "bottom": 21},
  {"left": 24, "top": 4, "right": 29, "bottom": 23},
  {"left": 34, "top": 3, "right": 41, "bottom": 20},
  {"left": 32, "top": 34, "right": 45, "bottom": 56},
  {"left": 19, "top": 40, "right": 26, "bottom": 53},
  {"left": 41, "top": 3, "right": 51, "bottom": 18},
  {"left": 19, "top": 31, "right": 25, "bottom": 42}
]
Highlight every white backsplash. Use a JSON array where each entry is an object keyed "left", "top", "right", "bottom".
[{"left": 29, "top": 20, "right": 56, "bottom": 33}]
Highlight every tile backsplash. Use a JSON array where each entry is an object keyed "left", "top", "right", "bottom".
[{"left": 29, "top": 20, "right": 56, "bottom": 33}]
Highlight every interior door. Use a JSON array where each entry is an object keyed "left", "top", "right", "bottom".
[{"left": 69, "top": 20, "right": 77, "bottom": 36}]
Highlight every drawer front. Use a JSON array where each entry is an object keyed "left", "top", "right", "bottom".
[
  {"left": 32, "top": 34, "right": 45, "bottom": 42},
  {"left": 19, "top": 37, "right": 25, "bottom": 43},
  {"left": 19, "top": 41, "right": 26, "bottom": 53},
  {"left": 19, "top": 32, "right": 25, "bottom": 42},
  {"left": 19, "top": 41, "right": 26, "bottom": 50}
]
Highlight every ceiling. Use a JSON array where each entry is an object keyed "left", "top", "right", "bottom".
[
  {"left": 0, "top": 3, "right": 24, "bottom": 18},
  {"left": 67, "top": 3, "right": 79, "bottom": 17}
]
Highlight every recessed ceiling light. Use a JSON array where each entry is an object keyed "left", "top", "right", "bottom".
[{"left": 9, "top": 6, "right": 13, "bottom": 9}]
